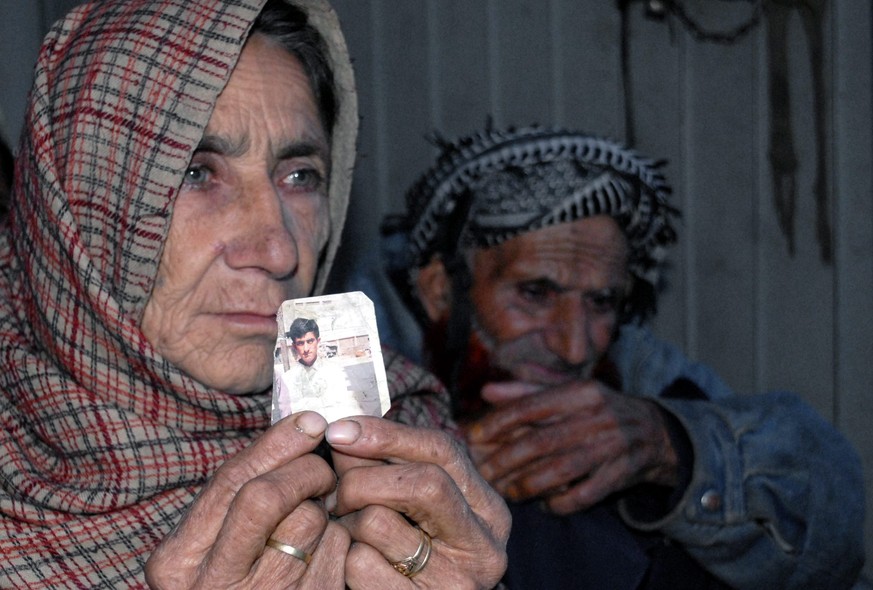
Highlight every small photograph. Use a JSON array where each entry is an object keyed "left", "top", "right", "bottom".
[{"left": 271, "top": 291, "right": 391, "bottom": 424}]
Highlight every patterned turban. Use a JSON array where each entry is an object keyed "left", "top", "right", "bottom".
[{"left": 383, "top": 125, "right": 680, "bottom": 321}]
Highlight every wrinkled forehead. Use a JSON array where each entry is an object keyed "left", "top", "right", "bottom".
[
  {"left": 471, "top": 215, "right": 631, "bottom": 284},
  {"left": 203, "top": 34, "right": 329, "bottom": 169}
]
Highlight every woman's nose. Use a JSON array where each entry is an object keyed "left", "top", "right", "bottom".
[{"left": 223, "top": 175, "right": 299, "bottom": 278}]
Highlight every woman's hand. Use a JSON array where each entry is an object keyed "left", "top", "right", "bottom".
[
  {"left": 326, "top": 417, "right": 510, "bottom": 589},
  {"left": 145, "top": 412, "right": 347, "bottom": 589}
]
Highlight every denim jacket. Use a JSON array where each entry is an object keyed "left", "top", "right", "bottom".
[{"left": 610, "top": 323, "right": 865, "bottom": 589}]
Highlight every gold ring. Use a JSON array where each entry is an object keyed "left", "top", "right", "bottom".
[
  {"left": 266, "top": 537, "right": 313, "bottom": 564},
  {"left": 390, "top": 526, "right": 432, "bottom": 578}
]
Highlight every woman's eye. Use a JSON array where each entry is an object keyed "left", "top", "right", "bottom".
[
  {"left": 283, "top": 167, "right": 324, "bottom": 191},
  {"left": 182, "top": 164, "right": 211, "bottom": 188}
]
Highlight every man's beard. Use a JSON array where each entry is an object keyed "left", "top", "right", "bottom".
[{"left": 422, "top": 316, "right": 621, "bottom": 422}]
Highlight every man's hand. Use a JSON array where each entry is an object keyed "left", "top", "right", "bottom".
[{"left": 463, "top": 380, "right": 680, "bottom": 515}]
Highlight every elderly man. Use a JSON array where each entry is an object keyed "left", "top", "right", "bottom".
[
  {"left": 0, "top": 1, "right": 509, "bottom": 588},
  {"left": 383, "top": 125, "right": 864, "bottom": 589}
]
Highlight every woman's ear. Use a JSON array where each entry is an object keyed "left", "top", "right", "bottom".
[{"left": 415, "top": 257, "right": 452, "bottom": 323}]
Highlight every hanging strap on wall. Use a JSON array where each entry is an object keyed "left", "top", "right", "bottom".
[{"left": 620, "top": 0, "right": 831, "bottom": 262}]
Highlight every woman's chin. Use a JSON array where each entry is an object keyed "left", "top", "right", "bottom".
[{"left": 184, "top": 356, "right": 273, "bottom": 395}]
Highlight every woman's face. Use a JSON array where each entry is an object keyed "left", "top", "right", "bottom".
[{"left": 141, "top": 34, "right": 331, "bottom": 394}]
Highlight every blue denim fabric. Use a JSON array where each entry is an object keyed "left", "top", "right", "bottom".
[{"left": 610, "top": 323, "right": 865, "bottom": 589}]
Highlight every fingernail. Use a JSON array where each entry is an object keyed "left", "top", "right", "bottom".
[
  {"left": 324, "top": 489, "right": 337, "bottom": 513},
  {"left": 326, "top": 419, "right": 361, "bottom": 445},
  {"left": 296, "top": 411, "right": 327, "bottom": 438}
]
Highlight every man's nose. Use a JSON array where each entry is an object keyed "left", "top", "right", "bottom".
[
  {"left": 544, "top": 296, "right": 590, "bottom": 367},
  {"left": 224, "top": 175, "right": 298, "bottom": 278}
]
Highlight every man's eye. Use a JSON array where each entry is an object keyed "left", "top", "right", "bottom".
[
  {"left": 283, "top": 167, "right": 324, "bottom": 191},
  {"left": 585, "top": 290, "right": 622, "bottom": 315},
  {"left": 517, "top": 281, "right": 558, "bottom": 304}
]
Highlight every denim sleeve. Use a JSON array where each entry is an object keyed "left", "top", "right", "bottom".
[{"left": 611, "top": 324, "right": 865, "bottom": 589}]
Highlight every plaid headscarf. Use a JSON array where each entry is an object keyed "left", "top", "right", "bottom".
[{"left": 0, "top": 0, "right": 358, "bottom": 586}]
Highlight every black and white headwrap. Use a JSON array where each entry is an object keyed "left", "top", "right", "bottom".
[{"left": 382, "top": 125, "right": 679, "bottom": 323}]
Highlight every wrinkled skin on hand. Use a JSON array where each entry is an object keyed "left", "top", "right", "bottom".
[
  {"left": 146, "top": 413, "right": 510, "bottom": 590},
  {"left": 145, "top": 412, "right": 346, "bottom": 589},
  {"left": 463, "top": 379, "right": 679, "bottom": 515},
  {"left": 416, "top": 216, "right": 679, "bottom": 515},
  {"left": 327, "top": 416, "right": 510, "bottom": 589}
]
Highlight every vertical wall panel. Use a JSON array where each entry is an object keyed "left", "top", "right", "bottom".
[
  {"left": 490, "top": 0, "right": 554, "bottom": 125},
  {"left": 834, "top": 0, "right": 873, "bottom": 582},
  {"left": 327, "top": 0, "right": 377, "bottom": 268},
  {"left": 0, "top": 0, "right": 82, "bottom": 144},
  {"left": 373, "top": 1, "right": 432, "bottom": 204},
  {"left": 759, "top": 5, "right": 835, "bottom": 418},
  {"left": 627, "top": 7, "right": 689, "bottom": 350},
  {"left": 430, "top": 0, "right": 492, "bottom": 143},
  {"left": 553, "top": 1, "right": 624, "bottom": 135},
  {"left": 0, "top": 1, "right": 45, "bottom": 145},
  {"left": 684, "top": 9, "right": 761, "bottom": 392}
]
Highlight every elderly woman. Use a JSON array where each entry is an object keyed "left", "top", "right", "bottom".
[{"left": 0, "top": 0, "right": 509, "bottom": 588}]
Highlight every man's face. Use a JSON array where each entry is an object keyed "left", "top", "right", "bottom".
[
  {"left": 141, "top": 34, "right": 330, "bottom": 394},
  {"left": 467, "top": 216, "right": 630, "bottom": 386},
  {"left": 293, "top": 331, "right": 320, "bottom": 366}
]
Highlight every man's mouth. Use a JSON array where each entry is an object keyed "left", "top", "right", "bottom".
[{"left": 513, "top": 363, "right": 567, "bottom": 384}]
